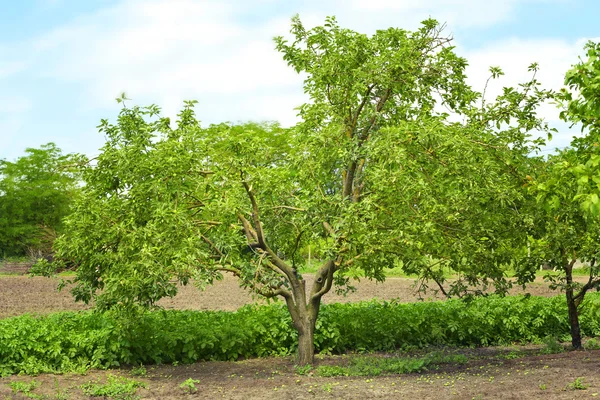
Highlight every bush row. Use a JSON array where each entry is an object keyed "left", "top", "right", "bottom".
[{"left": 1, "top": 294, "right": 599, "bottom": 376}]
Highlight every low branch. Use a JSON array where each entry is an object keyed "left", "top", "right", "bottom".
[{"left": 574, "top": 258, "right": 598, "bottom": 306}]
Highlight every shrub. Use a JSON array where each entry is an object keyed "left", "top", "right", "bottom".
[{"left": 0, "top": 294, "right": 599, "bottom": 376}]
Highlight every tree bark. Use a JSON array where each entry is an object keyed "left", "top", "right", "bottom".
[
  {"left": 296, "top": 316, "right": 316, "bottom": 366},
  {"left": 565, "top": 259, "right": 582, "bottom": 349},
  {"left": 286, "top": 296, "right": 320, "bottom": 366},
  {"left": 566, "top": 288, "right": 582, "bottom": 349}
]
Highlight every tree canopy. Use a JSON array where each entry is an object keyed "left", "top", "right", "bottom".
[
  {"left": 45, "top": 17, "right": 570, "bottom": 365},
  {"left": 0, "top": 143, "right": 81, "bottom": 258}
]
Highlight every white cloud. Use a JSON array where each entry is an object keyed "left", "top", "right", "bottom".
[
  {"left": 28, "top": 0, "right": 304, "bottom": 125},
  {"left": 0, "top": 61, "right": 25, "bottom": 79},
  {"left": 0, "top": 0, "right": 587, "bottom": 154},
  {"left": 341, "top": 0, "right": 567, "bottom": 30},
  {"left": 24, "top": 0, "right": 574, "bottom": 127}
]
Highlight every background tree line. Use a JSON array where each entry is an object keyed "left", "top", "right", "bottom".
[{"left": 0, "top": 143, "right": 81, "bottom": 259}]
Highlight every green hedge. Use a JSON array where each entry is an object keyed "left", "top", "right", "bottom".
[{"left": 1, "top": 294, "right": 599, "bottom": 376}]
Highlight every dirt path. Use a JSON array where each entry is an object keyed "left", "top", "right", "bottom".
[{"left": 0, "top": 274, "right": 579, "bottom": 319}]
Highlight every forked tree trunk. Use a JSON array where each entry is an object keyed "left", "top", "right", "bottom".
[
  {"left": 286, "top": 290, "right": 321, "bottom": 365},
  {"left": 286, "top": 299, "right": 320, "bottom": 366}
]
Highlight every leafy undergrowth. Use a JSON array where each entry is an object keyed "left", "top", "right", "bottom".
[{"left": 1, "top": 294, "right": 599, "bottom": 376}]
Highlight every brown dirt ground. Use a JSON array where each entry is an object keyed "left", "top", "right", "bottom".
[
  {"left": 0, "top": 274, "right": 581, "bottom": 318},
  {"left": 1, "top": 347, "right": 600, "bottom": 399},
  {"left": 1, "top": 274, "right": 598, "bottom": 399}
]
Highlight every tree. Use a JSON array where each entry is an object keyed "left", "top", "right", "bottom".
[
  {"left": 521, "top": 41, "right": 600, "bottom": 349},
  {"left": 49, "top": 17, "right": 490, "bottom": 365},
  {"left": 49, "top": 16, "right": 561, "bottom": 365},
  {"left": 0, "top": 143, "right": 81, "bottom": 258}
]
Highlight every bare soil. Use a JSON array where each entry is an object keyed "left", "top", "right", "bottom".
[
  {"left": 1, "top": 347, "right": 600, "bottom": 399},
  {"left": 0, "top": 274, "right": 579, "bottom": 318}
]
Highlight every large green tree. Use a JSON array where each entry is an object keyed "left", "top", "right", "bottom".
[
  {"left": 0, "top": 143, "right": 81, "bottom": 258},
  {"left": 47, "top": 17, "right": 550, "bottom": 365}
]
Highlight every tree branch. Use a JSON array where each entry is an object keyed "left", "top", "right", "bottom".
[
  {"left": 241, "top": 177, "right": 266, "bottom": 247},
  {"left": 200, "top": 234, "right": 225, "bottom": 259},
  {"left": 310, "top": 260, "right": 336, "bottom": 302}
]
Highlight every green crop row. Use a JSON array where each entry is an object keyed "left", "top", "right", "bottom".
[{"left": 1, "top": 294, "right": 599, "bottom": 376}]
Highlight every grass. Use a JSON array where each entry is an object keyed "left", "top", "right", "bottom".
[
  {"left": 81, "top": 374, "right": 147, "bottom": 399},
  {"left": 566, "top": 377, "right": 588, "bottom": 390},
  {"left": 179, "top": 378, "right": 200, "bottom": 394},
  {"left": 308, "top": 352, "right": 469, "bottom": 377}
]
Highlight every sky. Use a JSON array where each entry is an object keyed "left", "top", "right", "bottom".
[{"left": 0, "top": 0, "right": 599, "bottom": 161}]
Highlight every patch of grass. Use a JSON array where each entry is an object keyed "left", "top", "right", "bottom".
[
  {"left": 497, "top": 350, "right": 524, "bottom": 360},
  {"left": 585, "top": 338, "right": 600, "bottom": 350},
  {"left": 81, "top": 374, "right": 146, "bottom": 399},
  {"left": 129, "top": 364, "right": 147, "bottom": 377},
  {"left": 539, "top": 336, "right": 564, "bottom": 354},
  {"left": 179, "top": 378, "right": 200, "bottom": 394},
  {"left": 315, "top": 352, "right": 468, "bottom": 377},
  {"left": 566, "top": 377, "right": 588, "bottom": 390},
  {"left": 294, "top": 364, "right": 313, "bottom": 375},
  {"left": 10, "top": 379, "right": 40, "bottom": 395}
]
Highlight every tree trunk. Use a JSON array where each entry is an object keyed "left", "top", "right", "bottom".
[
  {"left": 283, "top": 260, "right": 332, "bottom": 365},
  {"left": 287, "top": 300, "right": 319, "bottom": 366},
  {"left": 296, "top": 318, "right": 316, "bottom": 366},
  {"left": 566, "top": 290, "right": 582, "bottom": 349},
  {"left": 565, "top": 260, "right": 582, "bottom": 349}
]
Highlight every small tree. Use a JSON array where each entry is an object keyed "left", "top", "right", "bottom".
[
  {"left": 523, "top": 41, "right": 600, "bottom": 349},
  {"left": 0, "top": 143, "right": 81, "bottom": 258}
]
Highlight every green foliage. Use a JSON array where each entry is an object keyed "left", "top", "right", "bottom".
[
  {"left": 179, "top": 378, "right": 200, "bottom": 393},
  {"left": 315, "top": 352, "right": 467, "bottom": 377},
  {"left": 0, "top": 143, "right": 81, "bottom": 258},
  {"left": 294, "top": 364, "right": 313, "bottom": 375},
  {"left": 129, "top": 364, "right": 146, "bottom": 377},
  {"left": 585, "top": 337, "right": 600, "bottom": 350},
  {"left": 566, "top": 377, "right": 588, "bottom": 391},
  {"left": 81, "top": 374, "right": 146, "bottom": 399},
  {"left": 42, "top": 15, "right": 564, "bottom": 366},
  {"left": 561, "top": 42, "right": 600, "bottom": 215},
  {"left": 10, "top": 379, "right": 40, "bottom": 395},
  {"left": 0, "top": 294, "right": 599, "bottom": 376},
  {"left": 521, "top": 41, "right": 600, "bottom": 349},
  {"left": 539, "top": 336, "right": 564, "bottom": 354}
]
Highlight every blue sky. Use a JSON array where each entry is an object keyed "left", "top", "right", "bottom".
[{"left": 1, "top": 0, "right": 599, "bottom": 161}]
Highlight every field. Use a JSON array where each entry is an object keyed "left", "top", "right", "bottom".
[
  {"left": 1, "top": 274, "right": 600, "bottom": 399},
  {"left": 0, "top": 273, "right": 576, "bottom": 318}
]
